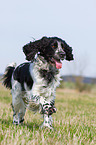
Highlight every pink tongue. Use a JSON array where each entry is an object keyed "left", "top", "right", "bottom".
[{"left": 55, "top": 61, "right": 62, "bottom": 69}]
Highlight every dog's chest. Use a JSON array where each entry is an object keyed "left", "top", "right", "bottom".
[
  {"left": 39, "top": 69, "right": 56, "bottom": 84},
  {"left": 39, "top": 70, "right": 60, "bottom": 97},
  {"left": 30, "top": 62, "right": 61, "bottom": 98}
]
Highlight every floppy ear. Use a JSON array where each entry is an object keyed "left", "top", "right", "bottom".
[
  {"left": 62, "top": 40, "right": 74, "bottom": 61},
  {"left": 23, "top": 41, "right": 39, "bottom": 61},
  {"left": 64, "top": 46, "right": 74, "bottom": 61},
  {"left": 23, "top": 37, "right": 49, "bottom": 61}
]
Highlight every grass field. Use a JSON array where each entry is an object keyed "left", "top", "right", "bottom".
[{"left": 0, "top": 83, "right": 96, "bottom": 145}]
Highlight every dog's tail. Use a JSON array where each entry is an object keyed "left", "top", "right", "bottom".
[{"left": 2, "top": 62, "right": 17, "bottom": 89}]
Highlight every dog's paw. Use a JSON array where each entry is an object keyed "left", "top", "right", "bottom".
[
  {"left": 40, "top": 123, "right": 54, "bottom": 130},
  {"left": 48, "top": 106, "right": 57, "bottom": 115},
  {"left": 13, "top": 118, "right": 24, "bottom": 125},
  {"left": 41, "top": 103, "right": 57, "bottom": 115},
  {"left": 13, "top": 120, "right": 19, "bottom": 125},
  {"left": 45, "top": 106, "right": 57, "bottom": 115}
]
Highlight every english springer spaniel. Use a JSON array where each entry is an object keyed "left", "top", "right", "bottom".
[{"left": 3, "top": 36, "right": 74, "bottom": 129}]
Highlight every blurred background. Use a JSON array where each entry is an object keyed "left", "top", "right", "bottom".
[{"left": 0, "top": 0, "right": 96, "bottom": 92}]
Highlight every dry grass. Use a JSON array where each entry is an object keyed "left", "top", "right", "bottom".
[{"left": 0, "top": 83, "right": 96, "bottom": 145}]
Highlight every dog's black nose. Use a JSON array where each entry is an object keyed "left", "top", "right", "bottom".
[{"left": 59, "top": 52, "right": 66, "bottom": 58}]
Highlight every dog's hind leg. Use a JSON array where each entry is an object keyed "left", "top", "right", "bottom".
[
  {"left": 12, "top": 94, "right": 21, "bottom": 125},
  {"left": 12, "top": 94, "right": 26, "bottom": 125},
  {"left": 11, "top": 80, "right": 26, "bottom": 125},
  {"left": 18, "top": 99, "right": 26, "bottom": 124}
]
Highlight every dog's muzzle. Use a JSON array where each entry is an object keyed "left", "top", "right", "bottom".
[
  {"left": 58, "top": 51, "right": 66, "bottom": 60},
  {"left": 50, "top": 51, "right": 66, "bottom": 69}
]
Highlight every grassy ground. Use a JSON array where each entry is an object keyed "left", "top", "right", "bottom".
[{"left": 0, "top": 83, "right": 96, "bottom": 145}]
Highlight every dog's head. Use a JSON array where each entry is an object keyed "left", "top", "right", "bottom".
[{"left": 23, "top": 36, "right": 74, "bottom": 69}]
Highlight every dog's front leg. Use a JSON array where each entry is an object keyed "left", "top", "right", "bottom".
[
  {"left": 41, "top": 114, "right": 53, "bottom": 129},
  {"left": 40, "top": 98, "right": 56, "bottom": 129}
]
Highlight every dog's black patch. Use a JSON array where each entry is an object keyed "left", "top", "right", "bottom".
[
  {"left": 13, "top": 63, "right": 33, "bottom": 91},
  {"left": 39, "top": 69, "right": 58, "bottom": 84}
]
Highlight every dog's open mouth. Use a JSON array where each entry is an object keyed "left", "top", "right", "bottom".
[{"left": 51, "top": 58, "right": 62, "bottom": 69}]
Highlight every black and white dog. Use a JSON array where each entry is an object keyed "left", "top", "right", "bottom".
[{"left": 3, "top": 36, "right": 74, "bottom": 129}]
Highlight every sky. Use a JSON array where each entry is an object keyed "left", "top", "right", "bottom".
[{"left": 0, "top": 0, "right": 96, "bottom": 77}]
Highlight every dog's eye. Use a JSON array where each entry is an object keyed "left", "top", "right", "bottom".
[{"left": 52, "top": 42, "right": 58, "bottom": 49}]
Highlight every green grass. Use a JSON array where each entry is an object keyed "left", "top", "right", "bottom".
[{"left": 0, "top": 83, "right": 96, "bottom": 145}]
